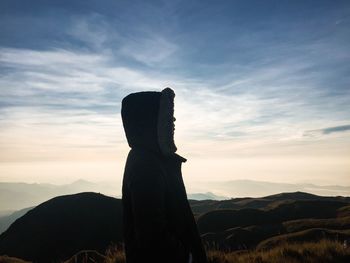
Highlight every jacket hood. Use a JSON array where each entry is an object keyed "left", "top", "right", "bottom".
[{"left": 121, "top": 88, "right": 186, "bottom": 162}]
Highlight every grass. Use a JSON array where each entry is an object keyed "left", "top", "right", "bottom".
[
  {"left": 104, "top": 244, "right": 125, "bottom": 263},
  {"left": 282, "top": 216, "right": 350, "bottom": 233},
  {"left": 257, "top": 228, "right": 350, "bottom": 250},
  {"left": 206, "top": 239, "right": 350, "bottom": 263},
  {"left": 0, "top": 255, "right": 31, "bottom": 263},
  {"left": 99, "top": 239, "right": 350, "bottom": 263},
  {"left": 1, "top": 239, "right": 349, "bottom": 263}
]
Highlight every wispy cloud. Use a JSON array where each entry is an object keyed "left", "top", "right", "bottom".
[
  {"left": 304, "top": 124, "right": 350, "bottom": 137},
  {"left": 119, "top": 35, "right": 178, "bottom": 66},
  {"left": 66, "top": 14, "right": 113, "bottom": 50},
  {"left": 1, "top": 43, "right": 349, "bottom": 162},
  {"left": 322, "top": 125, "right": 350, "bottom": 134}
]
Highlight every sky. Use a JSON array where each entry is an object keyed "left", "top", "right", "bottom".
[{"left": 0, "top": 0, "right": 349, "bottom": 189}]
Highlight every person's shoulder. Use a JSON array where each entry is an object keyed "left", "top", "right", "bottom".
[
  {"left": 129, "top": 148, "right": 162, "bottom": 165},
  {"left": 127, "top": 148, "right": 164, "bottom": 178}
]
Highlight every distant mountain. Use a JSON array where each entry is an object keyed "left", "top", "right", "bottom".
[
  {"left": 0, "top": 192, "right": 122, "bottom": 263},
  {"left": 0, "top": 182, "right": 57, "bottom": 212},
  {"left": 0, "top": 179, "right": 121, "bottom": 211},
  {"left": 198, "top": 179, "right": 350, "bottom": 198},
  {"left": 187, "top": 192, "right": 228, "bottom": 200},
  {"left": 2, "top": 179, "right": 349, "bottom": 213},
  {"left": 0, "top": 180, "right": 228, "bottom": 213}
]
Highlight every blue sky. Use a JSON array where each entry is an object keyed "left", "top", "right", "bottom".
[{"left": 0, "top": 0, "right": 349, "bottom": 186}]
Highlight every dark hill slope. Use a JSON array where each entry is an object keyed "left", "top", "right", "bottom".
[
  {"left": 257, "top": 228, "right": 350, "bottom": 250},
  {"left": 189, "top": 191, "right": 350, "bottom": 215},
  {"left": 0, "top": 192, "right": 122, "bottom": 263},
  {"left": 283, "top": 216, "right": 350, "bottom": 233},
  {"left": 0, "top": 207, "right": 34, "bottom": 234},
  {"left": 197, "top": 200, "right": 348, "bottom": 234},
  {"left": 201, "top": 214, "right": 350, "bottom": 250},
  {"left": 338, "top": 205, "right": 350, "bottom": 217},
  {"left": 264, "top": 191, "right": 321, "bottom": 201}
]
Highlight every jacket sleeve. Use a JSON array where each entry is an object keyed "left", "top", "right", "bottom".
[{"left": 129, "top": 161, "right": 188, "bottom": 262}]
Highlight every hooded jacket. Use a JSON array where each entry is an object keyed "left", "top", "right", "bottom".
[{"left": 121, "top": 88, "right": 208, "bottom": 263}]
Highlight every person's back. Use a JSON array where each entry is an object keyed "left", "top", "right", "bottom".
[{"left": 121, "top": 88, "right": 208, "bottom": 263}]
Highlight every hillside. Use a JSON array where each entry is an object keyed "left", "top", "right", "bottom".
[
  {"left": 189, "top": 191, "right": 350, "bottom": 215},
  {"left": 257, "top": 228, "right": 350, "bottom": 250},
  {"left": 0, "top": 192, "right": 123, "bottom": 263},
  {"left": 197, "top": 200, "right": 349, "bottom": 250},
  {"left": 2, "top": 191, "right": 344, "bottom": 235},
  {"left": 0, "top": 207, "right": 34, "bottom": 234},
  {"left": 198, "top": 200, "right": 347, "bottom": 234},
  {"left": 0, "top": 191, "right": 349, "bottom": 262}
]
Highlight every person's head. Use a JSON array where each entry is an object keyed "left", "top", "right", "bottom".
[{"left": 121, "top": 87, "right": 177, "bottom": 156}]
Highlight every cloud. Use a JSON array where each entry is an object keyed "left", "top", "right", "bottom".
[
  {"left": 0, "top": 4, "right": 350, "bottom": 163},
  {"left": 119, "top": 34, "right": 178, "bottom": 66},
  {"left": 1, "top": 44, "right": 349, "bottom": 162},
  {"left": 304, "top": 124, "right": 350, "bottom": 137},
  {"left": 0, "top": 47, "right": 170, "bottom": 96},
  {"left": 66, "top": 14, "right": 113, "bottom": 50},
  {"left": 322, "top": 125, "right": 350, "bottom": 134}
]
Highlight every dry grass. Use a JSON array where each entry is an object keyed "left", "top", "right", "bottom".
[
  {"left": 104, "top": 244, "right": 125, "bottom": 263},
  {"left": 206, "top": 239, "right": 350, "bottom": 263},
  {"left": 282, "top": 216, "right": 350, "bottom": 233},
  {"left": 0, "top": 255, "right": 31, "bottom": 263},
  {"left": 103, "top": 239, "right": 350, "bottom": 263},
  {"left": 1, "top": 239, "right": 349, "bottom": 263}
]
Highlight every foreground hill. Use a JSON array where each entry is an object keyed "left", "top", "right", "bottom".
[
  {"left": 198, "top": 200, "right": 350, "bottom": 250},
  {"left": 197, "top": 200, "right": 348, "bottom": 233},
  {"left": 2, "top": 191, "right": 343, "bottom": 235},
  {"left": 207, "top": 239, "right": 350, "bottom": 263},
  {"left": 257, "top": 228, "right": 350, "bottom": 250},
  {"left": 0, "top": 191, "right": 349, "bottom": 262},
  {"left": 2, "top": 239, "right": 349, "bottom": 263},
  {"left": 0, "top": 192, "right": 122, "bottom": 263}
]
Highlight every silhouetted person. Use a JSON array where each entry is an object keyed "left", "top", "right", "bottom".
[{"left": 121, "top": 88, "right": 208, "bottom": 263}]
